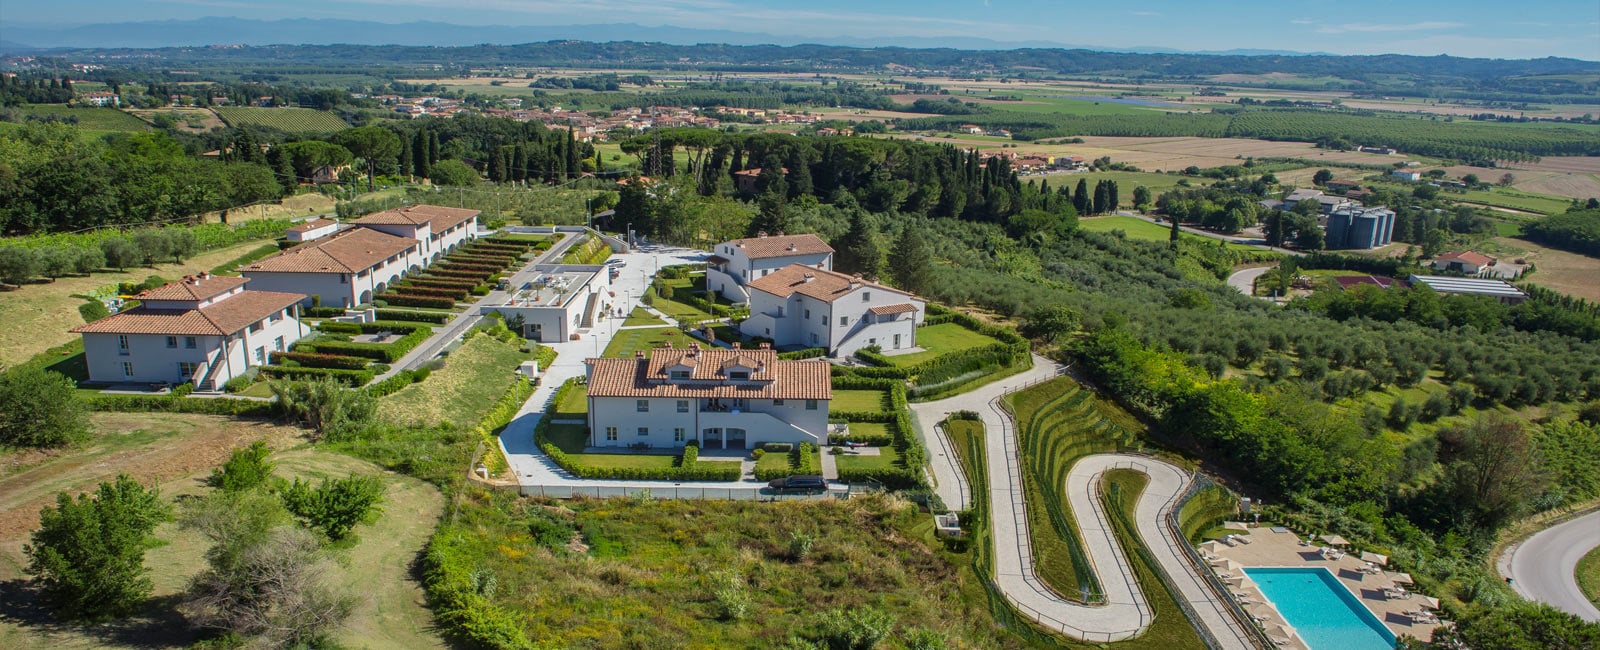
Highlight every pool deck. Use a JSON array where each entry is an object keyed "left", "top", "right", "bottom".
[{"left": 1206, "top": 527, "right": 1441, "bottom": 648}]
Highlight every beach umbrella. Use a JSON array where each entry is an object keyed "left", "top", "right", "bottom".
[
  {"left": 1265, "top": 624, "right": 1295, "bottom": 639},
  {"left": 1360, "top": 551, "right": 1389, "bottom": 566},
  {"left": 1201, "top": 540, "right": 1224, "bottom": 554},
  {"left": 1390, "top": 572, "right": 1414, "bottom": 585},
  {"left": 1226, "top": 575, "right": 1251, "bottom": 588},
  {"left": 1419, "top": 595, "right": 1440, "bottom": 610},
  {"left": 1210, "top": 558, "right": 1241, "bottom": 571},
  {"left": 1320, "top": 534, "right": 1350, "bottom": 547}
]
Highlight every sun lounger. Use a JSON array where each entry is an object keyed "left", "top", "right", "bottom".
[{"left": 1237, "top": 535, "right": 1253, "bottom": 544}]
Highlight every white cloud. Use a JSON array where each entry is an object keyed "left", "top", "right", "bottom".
[
  {"left": 1317, "top": 21, "right": 1464, "bottom": 34},
  {"left": 1288, "top": 18, "right": 1314, "bottom": 25}
]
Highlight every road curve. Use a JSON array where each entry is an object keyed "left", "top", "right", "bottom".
[
  {"left": 1226, "top": 266, "right": 1274, "bottom": 298},
  {"left": 1505, "top": 509, "right": 1600, "bottom": 622},
  {"left": 912, "top": 358, "right": 1254, "bottom": 647}
]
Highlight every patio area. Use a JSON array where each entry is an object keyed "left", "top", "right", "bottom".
[{"left": 1200, "top": 526, "right": 1445, "bottom": 648}]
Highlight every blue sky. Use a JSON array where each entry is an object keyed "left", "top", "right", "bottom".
[{"left": 4, "top": 0, "right": 1598, "bottom": 58}]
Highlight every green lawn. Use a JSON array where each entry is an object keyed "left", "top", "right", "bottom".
[
  {"left": 566, "top": 453, "right": 678, "bottom": 469},
  {"left": 379, "top": 333, "right": 527, "bottom": 427},
  {"left": 1578, "top": 544, "right": 1600, "bottom": 609},
  {"left": 755, "top": 451, "right": 793, "bottom": 473},
  {"left": 602, "top": 326, "right": 696, "bottom": 358},
  {"left": 834, "top": 444, "right": 902, "bottom": 472},
  {"left": 543, "top": 422, "right": 590, "bottom": 454},
  {"left": 622, "top": 307, "right": 666, "bottom": 326},
  {"left": 554, "top": 383, "right": 588, "bottom": 419},
  {"left": 651, "top": 274, "right": 719, "bottom": 323},
  {"left": 832, "top": 389, "right": 892, "bottom": 413},
  {"left": 889, "top": 323, "right": 1003, "bottom": 366}
]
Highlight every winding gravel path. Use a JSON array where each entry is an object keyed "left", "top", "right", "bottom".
[{"left": 912, "top": 358, "right": 1254, "bottom": 647}]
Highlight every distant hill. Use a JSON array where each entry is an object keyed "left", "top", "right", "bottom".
[{"left": 3, "top": 17, "right": 1318, "bottom": 55}]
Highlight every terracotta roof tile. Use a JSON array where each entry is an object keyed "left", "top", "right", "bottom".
[
  {"left": 242, "top": 228, "right": 415, "bottom": 274},
  {"left": 586, "top": 347, "right": 831, "bottom": 400},
  {"left": 135, "top": 274, "right": 246, "bottom": 302},
  {"left": 724, "top": 233, "right": 833, "bottom": 259},
  {"left": 354, "top": 204, "right": 480, "bottom": 231},
  {"left": 72, "top": 290, "right": 304, "bottom": 335},
  {"left": 747, "top": 264, "right": 914, "bottom": 304}
]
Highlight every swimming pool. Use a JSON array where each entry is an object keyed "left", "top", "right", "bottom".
[{"left": 1244, "top": 567, "right": 1396, "bottom": 650}]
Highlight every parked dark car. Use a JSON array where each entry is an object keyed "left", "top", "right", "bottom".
[{"left": 767, "top": 475, "right": 828, "bottom": 493}]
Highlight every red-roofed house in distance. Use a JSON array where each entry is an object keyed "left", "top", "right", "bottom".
[
  {"left": 1431, "top": 251, "right": 1496, "bottom": 275},
  {"left": 741, "top": 264, "right": 926, "bottom": 358},
  {"left": 584, "top": 343, "right": 831, "bottom": 449},
  {"left": 706, "top": 232, "right": 835, "bottom": 303},
  {"left": 71, "top": 274, "right": 307, "bottom": 390}
]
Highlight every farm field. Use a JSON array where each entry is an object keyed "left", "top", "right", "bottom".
[
  {"left": 1433, "top": 160, "right": 1600, "bottom": 201},
  {"left": 0, "top": 239, "right": 274, "bottom": 367},
  {"left": 18, "top": 104, "right": 150, "bottom": 132},
  {"left": 125, "top": 107, "right": 224, "bottom": 133},
  {"left": 0, "top": 418, "right": 446, "bottom": 650},
  {"left": 1496, "top": 237, "right": 1600, "bottom": 302},
  {"left": 213, "top": 106, "right": 350, "bottom": 133}
]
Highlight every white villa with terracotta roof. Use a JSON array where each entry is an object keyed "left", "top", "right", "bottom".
[
  {"left": 741, "top": 265, "right": 926, "bottom": 358},
  {"left": 239, "top": 204, "right": 479, "bottom": 307},
  {"left": 705, "top": 233, "right": 834, "bottom": 303},
  {"left": 72, "top": 274, "right": 307, "bottom": 390},
  {"left": 585, "top": 343, "right": 831, "bottom": 450}
]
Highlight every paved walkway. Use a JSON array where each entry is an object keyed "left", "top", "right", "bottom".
[
  {"left": 910, "top": 355, "right": 1253, "bottom": 647},
  {"left": 1504, "top": 508, "right": 1600, "bottom": 622},
  {"left": 1226, "top": 266, "right": 1275, "bottom": 299}
]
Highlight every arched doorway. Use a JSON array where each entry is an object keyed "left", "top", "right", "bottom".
[{"left": 359, "top": 290, "right": 372, "bottom": 304}]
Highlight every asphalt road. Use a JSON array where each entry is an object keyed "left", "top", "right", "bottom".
[{"left": 1506, "top": 509, "right": 1600, "bottom": 622}]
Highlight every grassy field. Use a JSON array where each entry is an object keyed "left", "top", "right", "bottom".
[
  {"left": 431, "top": 489, "right": 1010, "bottom": 647},
  {"left": 1498, "top": 237, "right": 1600, "bottom": 302},
  {"left": 1578, "top": 544, "right": 1600, "bottom": 609},
  {"left": 1367, "top": 182, "right": 1572, "bottom": 215},
  {"left": 19, "top": 104, "right": 152, "bottom": 132},
  {"left": 886, "top": 323, "right": 1002, "bottom": 366},
  {"left": 0, "top": 239, "right": 275, "bottom": 367},
  {"left": 213, "top": 107, "right": 351, "bottom": 133},
  {"left": 648, "top": 274, "right": 719, "bottom": 323},
  {"left": 379, "top": 332, "right": 527, "bottom": 428},
  {"left": 0, "top": 431, "right": 445, "bottom": 649},
  {"left": 831, "top": 388, "right": 891, "bottom": 413},
  {"left": 1078, "top": 215, "right": 1263, "bottom": 252}
]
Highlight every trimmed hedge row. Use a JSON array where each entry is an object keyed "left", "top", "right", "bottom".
[
  {"left": 827, "top": 376, "right": 928, "bottom": 490},
  {"left": 317, "top": 321, "right": 362, "bottom": 335},
  {"left": 304, "top": 306, "right": 348, "bottom": 318},
  {"left": 258, "top": 365, "right": 374, "bottom": 386},
  {"left": 366, "top": 369, "right": 422, "bottom": 397},
  {"left": 778, "top": 347, "right": 828, "bottom": 360},
  {"left": 753, "top": 442, "right": 822, "bottom": 481},
  {"left": 834, "top": 424, "right": 894, "bottom": 446},
  {"left": 85, "top": 393, "right": 275, "bottom": 416},
  {"left": 475, "top": 376, "right": 534, "bottom": 475},
  {"left": 388, "top": 286, "right": 468, "bottom": 300},
  {"left": 419, "top": 269, "right": 489, "bottom": 281},
  {"left": 379, "top": 294, "right": 455, "bottom": 309},
  {"left": 374, "top": 309, "right": 451, "bottom": 324},
  {"left": 535, "top": 379, "right": 742, "bottom": 481},
  {"left": 295, "top": 322, "right": 431, "bottom": 362},
  {"left": 269, "top": 350, "right": 370, "bottom": 370},
  {"left": 406, "top": 278, "right": 480, "bottom": 291}
]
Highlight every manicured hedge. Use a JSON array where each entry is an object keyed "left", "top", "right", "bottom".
[
  {"left": 258, "top": 365, "right": 374, "bottom": 386},
  {"left": 374, "top": 309, "right": 451, "bottom": 324},
  {"left": 474, "top": 376, "right": 534, "bottom": 474},
  {"left": 379, "top": 294, "right": 456, "bottom": 309},
  {"left": 270, "top": 350, "right": 370, "bottom": 370},
  {"left": 826, "top": 376, "right": 928, "bottom": 489},
  {"left": 85, "top": 393, "right": 275, "bottom": 416},
  {"left": 406, "top": 278, "right": 479, "bottom": 291},
  {"left": 388, "top": 286, "right": 468, "bottom": 300},
  {"left": 754, "top": 442, "right": 823, "bottom": 481},
  {"left": 317, "top": 321, "right": 362, "bottom": 335},
  {"left": 366, "top": 369, "right": 421, "bottom": 397},
  {"left": 778, "top": 347, "right": 828, "bottom": 360},
  {"left": 304, "top": 306, "right": 348, "bottom": 318},
  {"left": 420, "top": 269, "right": 489, "bottom": 281},
  {"left": 295, "top": 322, "right": 431, "bottom": 362}
]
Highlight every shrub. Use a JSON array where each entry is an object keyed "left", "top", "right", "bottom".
[
  {"left": 25, "top": 476, "right": 170, "bottom": 619},
  {"left": 365, "top": 370, "right": 417, "bottom": 397},
  {"left": 222, "top": 375, "right": 254, "bottom": 394},
  {"left": 77, "top": 300, "right": 109, "bottom": 323},
  {"left": 778, "top": 347, "right": 828, "bottom": 360},
  {"left": 270, "top": 351, "right": 369, "bottom": 370},
  {"left": 751, "top": 448, "right": 766, "bottom": 460},
  {"left": 258, "top": 365, "right": 374, "bottom": 386},
  {"left": 762, "top": 442, "right": 794, "bottom": 453},
  {"left": 317, "top": 321, "right": 362, "bottom": 335},
  {"left": 270, "top": 377, "right": 377, "bottom": 439},
  {"left": 303, "top": 306, "right": 348, "bottom": 318},
  {"left": 380, "top": 294, "right": 456, "bottom": 309},
  {"left": 278, "top": 474, "right": 385, "bottom": 542},
  {"left": 373, "top": 309, "right": 451, "bottom": 324},
  {"left": 209, "top": 441, "right": 275, "bottom": 493},
  {"left": 0, "top": 364, "right": 89, "bottom": 448},
  {"left": 84, "top": 393, "right": 275, "bottom": 417}
]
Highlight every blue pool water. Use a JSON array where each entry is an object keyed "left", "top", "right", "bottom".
[{"left": 1244, "top": 567, "right": 1396, "bottom": 650}]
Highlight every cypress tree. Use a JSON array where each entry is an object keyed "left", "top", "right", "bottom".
[
  {"left": 412, "top": 130, "right": 429, "bottom": 178},
  {"left": 1074, "top": 178, "right": 1091, "bottom": 215},
  {"left": 887, "top": 222, "right": 933, "bottom": 293},
  {"left": 833, "top": 209, "right": 882, "bottom": 277}
]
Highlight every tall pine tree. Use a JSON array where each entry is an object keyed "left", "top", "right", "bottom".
[
  {"left": 887, "top": 222, "right": 933, "bottom": 293},
  {"left": 832, "top": 209, "right": 882, "bottom": 278},
  {"left": 1073, "top": 178, "right": 1091, "bottom": 215}
]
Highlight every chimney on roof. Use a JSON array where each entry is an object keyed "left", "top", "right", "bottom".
[
  {"left": 634, "top": 350, "right": 645, "bottom": 358},
  {"left": 802, "top": 273, "right": 815, "bottom": 283},
  {"left": 758, "top": 342, "right": 772, "bottom": 350},
  {"left": 787, "top": 243, "right": 797, "bottom": 252},
  {"left": 757, "top": 231, "right": 768, "bottom": 238},
  {"left": 663, "top": 341, "right": 673, "bottom": 348}
]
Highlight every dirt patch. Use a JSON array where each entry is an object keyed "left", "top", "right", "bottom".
[
  {"left": 0, "top": 240, "right": 274, "bottom": 367},
  {"left": 1499, "top": 237, "right": 1600, "bottom": 302},
  {"left": 1517, "top": 173, "right": 1600, "bottom": 200},
  {"left": 1522, "top": 157, "right": 1600, "bottom": 175},
  {"left": 0, "top": 413, "right": 306, "bottom": 541}
]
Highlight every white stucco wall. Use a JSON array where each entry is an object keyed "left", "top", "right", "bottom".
[
  {"left": 587, "top": 395, "right": 830, "bottom": 449},
  {"left": 742, "top": 284, "right": 924, "bottom": 356},
  {"left": 81, "top": 308, "right": 307, "bottom": 387}
]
